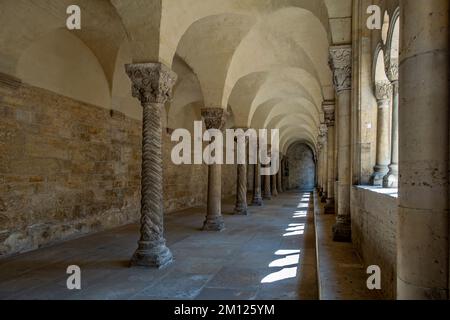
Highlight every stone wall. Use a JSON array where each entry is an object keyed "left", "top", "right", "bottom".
[
  {"left": 351, "top": 186, "right": 398, "bottom": 299},
  {"left": 0, "top": 83, "right": 235, "bottom": 257},
  {"left": 287, "top": 143, "right": 315, "bottom": 190}
]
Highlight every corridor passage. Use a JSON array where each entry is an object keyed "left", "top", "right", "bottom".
[{"left": 0, "top": 192, "right": 317, "bottom": 300}]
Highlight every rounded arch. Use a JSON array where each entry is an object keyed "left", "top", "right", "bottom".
[
  {"left": 167, "top": 54, "right": 204, "bottom": 130},
  {"left": 264, "top": 102, "right": 320, "bottom": 129},
  {"left": 159, "top": 0, "right": 331, "bottom": 66},
  {"left": 283, "top": 138, "right": 317, "bottom": 157},
  {"left": 372, "top": 43, "right": 389, "bottom": 86},
  {"left": 17, "top": 28, "right": 111, "bottom": 109},
  {"left": 228, "top": 67, "right": 323, "bottom": 128},
  {"left": 224, "top": 7, "right": 331, "bottom": 107},
  {"left": 285, "top": 142, "right": 316, "bottom": 190},
  {"left": 174, "top": 13, "right": 256, "bottom": 108},
  {"left": 384, "top": 7, "right": 400, "bottom": 80},
  {"left": 1, "top": 0, "right": 126, "bottom": 89}
]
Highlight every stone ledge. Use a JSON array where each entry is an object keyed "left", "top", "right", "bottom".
[
  {"left": 314, "top": 190, "right": 383, "bottom": 300},
  {"left": 355, "top": 185, "right": 398, "bottom": 198}
]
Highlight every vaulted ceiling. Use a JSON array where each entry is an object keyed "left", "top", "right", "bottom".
[{"left": 0, "top": 0, "right": 353, "bottom": 154}]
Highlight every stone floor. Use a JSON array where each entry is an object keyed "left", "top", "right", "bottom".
[
  {"left": 314, "top": 192, "right": 383, "bottom": 300},
  {"left": 0, "top": 191, "right": 319, "bottom": 300}
]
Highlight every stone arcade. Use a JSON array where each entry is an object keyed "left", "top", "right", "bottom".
[{"left": 0, "top": 0, "right": 448, "bottom": 300}]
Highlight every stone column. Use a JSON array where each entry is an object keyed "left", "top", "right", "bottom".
[
  {"left": 280, "top": 157, "right": 285, "bottom": 191},
  {"left": 126, "top": 63, "right": 176, "bottom": 268},
  {"left": 370, "top": 81, "right": 392, "bottom": 186},
  {"left": 323, "top": 101, "right": 336, "bottom": 214},
  {"left": 271, "top": 173, "right": 278, "bottom": 197},
  {"left": 252, "top": 152, "right": 263, "bottom": 206},
  {"left": 319, "top": 124, "right": 328, "bottom": 202},
  {"left": 329, "top": 45, "right": 352, "bottom": 242},
  {"left": 397, "top": 0, "right": 449, "bottom": 299},
  {"left": 234, "top": 133, "right": 248, "bottom": 215},
  {"left": 383, "top": 50, "right": 399, "bottom": 188},
  {"left": 317, "top": 147, "right": 323, "bottom": 195},
  {"left": 263, "top": 167, "right": 272, "bottom": 200},
  {"left": 277, "top": 157, "right": 283, "bottom": 193},
  {"left": 285, "top": 158, "right": 290, "bottom": 190},
  {"left": 247, "top": 163, "right": 254, "bottom": 192},
  {"left": 202, "top": 108, "right": 227, "bottom": 231}
]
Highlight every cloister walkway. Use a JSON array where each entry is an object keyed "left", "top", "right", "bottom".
[{"left": 0, "top": 192, "right": 318, "bottom": 300}]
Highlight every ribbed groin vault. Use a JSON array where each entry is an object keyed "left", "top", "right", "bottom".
[{"left": 0, "top": 0, "right": 448, "bottom": 301}]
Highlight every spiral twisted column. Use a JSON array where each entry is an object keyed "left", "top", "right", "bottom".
[
  {"left": 234, "top": 130, "right": 249, "bottom": 215},
  {"left": 125, "top": 63, "right": 177, "bottom": 268},
  {"left": 262, "top": 145, "right": 272, "bottom": 200},
  {"left": 201, "top": 108, "right": 228, "bottom": 231},
  {"left": 251, "top": 144, "right": 263, "bottom": 206}
]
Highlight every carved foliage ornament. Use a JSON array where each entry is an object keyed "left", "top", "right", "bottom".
[
  {"left": 125, "top": 63, "right": 178, "bottom": 105},
  {"left": 317, "top": 124, "right": 328, "bottom": 149},
  {"left": 384, "top": 50, "right": 399, "bottom": 82},
  {"left": 322, "top": 102, "right": 335, "bottom": 127},
  {"left": 375, "top": 80, "right": 393, "bottom": 101},
  {"left": 201, "top": 108, "right": 228, "bottom": 130},
  {"left": 329, "top": 46, "right": 352, "bottom": 93}
]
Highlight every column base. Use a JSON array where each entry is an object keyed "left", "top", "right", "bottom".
[
  {"left": 234, "top": 206, "right": 249, "bottom": 215},
  {"left": 202, "top": 216, "right": 225, "bottom": 231},
  {"left": 324, "top": 198, "right": 335, "bottom": 214},
  {"left": 370, "top": 165, "right": 389, "bottom": 186},
  {"left": 251, "top": 196, "right": 263, "bottom": 206},
  {"left": 263, "top": 194, "right": 272, "bottom": 200},
  {"left": 382, "top": 170, "right": 398, "bottom": 188},
  {"left": 272, "top": 190, "right": 278, "bottom": 197},
  {"left": 332, "top": 216, "right": 351, "bottom": 242},
  {"left": 130, "top": 240, "right": 173, "bottom": 269}
]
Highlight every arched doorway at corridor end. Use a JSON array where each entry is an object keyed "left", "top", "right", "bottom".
[{"left": 286, "top": 143, "right": 316, "bottom": 191}]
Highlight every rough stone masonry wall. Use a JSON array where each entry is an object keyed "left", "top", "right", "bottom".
[
  {"left": 287, "top": 143, "right": 315, "bottom": 190},
  {"left": 351, "top": 186, "right": 397, "bottom": 299},
  {"left": 0, "top": 83, "right": 235, "bottom": 257}
]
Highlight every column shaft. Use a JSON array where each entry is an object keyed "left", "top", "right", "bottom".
[
  {"left": 323, "top": 102, "right": 336, "bottom": 214},
  {"left": 370, "top": 81, "right": 392, "bottom": 186},
  {"left": 271, "top": 173, "right": 278, "bottom": 196},
  {"left": 234, "top": 162, "right": 248, "bottom": 215},
  {"left": 263, "top": 169, "right": 272, "bottom": 200},
  {"left": 383, "top": 81, "right": 399, "bottom": 188},
  {"left": 397, "top": 0, "right": 449, "bottom": 299},
  {"left": 321, "top": 139, "right": 328, "bottom": 202},
  {"left": 202, "top": 108, "right": 227, "bottom": 231},
  {"left": 329, "top": 45, "right": 352, "bottom": 242},
  {"left": 277, "top": 162, "right": 283, "bottom": 193},
  {"left": 252, "top": 160, "right": 263, "bottom": 206},
  {"left": 126, "top": 63, "right": 176, "bottom": 268}
]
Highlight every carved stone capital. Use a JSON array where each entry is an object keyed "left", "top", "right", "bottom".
[
  {"left": 201, "top": 108, "right": 228, "bottom": 130},
  {"left": 317, "top": 124, "right": 328, "bottom": 149},
  {"left": 329, "top": 46, "right": 352, "bottom": 93},
  {"left": 125, "top": 63, "right": 177, "bottom": 105},
  {"left": 322, "top": 101, "right": 335, "bottom": 127},
  {"left": 319, "top": 123, "right": 328, "bottom": 137},
  {"left": 375, "top": 80, "right": 393, "bottom": 102}
]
